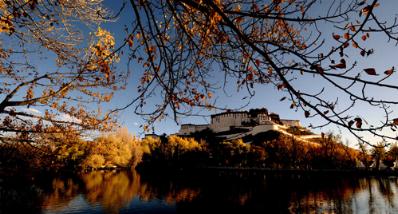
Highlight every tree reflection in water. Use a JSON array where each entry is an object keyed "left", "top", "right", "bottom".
[
  {"left": 2, "top": 170, "right": 398, "bottom": 213},
  {"left": 81, "top": 171, "right": 140, "bottom": 213},
  {"left": 41, "top": 178, "right": 80, "bottom": 212}
]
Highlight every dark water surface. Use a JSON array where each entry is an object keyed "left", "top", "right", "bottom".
[{"left": 1, "top": 169, "right": 398, "bottom": 214}]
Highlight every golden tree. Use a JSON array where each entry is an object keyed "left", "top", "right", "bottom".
[
  {"left": 0, "top": 0, "right": 123, "bottom": 144},
  {"left": 119, "top": 0, "right": 398, "bottom": 145},
  {"left": 83, "top": 128, "right": 143, "bottom": 169}
]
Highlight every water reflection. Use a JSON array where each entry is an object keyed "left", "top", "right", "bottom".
[
  {"left": 81, "top": 171, "right": 139, "bottom": 213},
  {"left": 41, "top": 177, "right": 80, "bottom": 213},
  {"left": 2, "top": 170, "right": 398, "bottom": 213}
]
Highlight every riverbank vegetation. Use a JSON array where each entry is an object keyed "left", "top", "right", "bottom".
[{"left": 2, "top": 128, "right": 398, "bottom": 172}]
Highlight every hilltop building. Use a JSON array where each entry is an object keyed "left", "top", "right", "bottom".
[{"left": 177, "top": 108, "right": 302, "bottom": 138}]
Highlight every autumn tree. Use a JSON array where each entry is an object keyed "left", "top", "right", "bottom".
[
  {"left": 371, "top": 142, "right": 386, "bottom": 170},
  {"left": 166, "top": 135, "right": 202, "bottom": 160},
  {"left": 0, "top": 0, "right": 123, "bottom": 145},
  {"left": 388, "top": 143, "right": 398, "bottom": 168},
  {"left": 114, "top": 0, "right": 398, "bottom": 146},
  {"left": 83, "top": 128, "right": 143, "bottom": 169},
  {"left": 357, "top": 143, "right": 369, "bottom": 168}
]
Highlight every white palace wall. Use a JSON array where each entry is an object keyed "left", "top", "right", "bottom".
[
  {"left": 210, "top": 112, "right": 250, "bottom": 132},
  {"left": 178, "top": 109, "right": 300, "bottom": 135}
]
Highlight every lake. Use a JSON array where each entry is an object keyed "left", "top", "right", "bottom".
[{"left": 1, "top": 169, "right": 398, "bottom": 214}]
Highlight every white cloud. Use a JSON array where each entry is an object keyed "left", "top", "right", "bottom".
[
  {"left": 22, "top": 107, "right": 41, "bottom": 115},
  {"left": 57, "top": 113, "right": 82, "bottom": 123}
]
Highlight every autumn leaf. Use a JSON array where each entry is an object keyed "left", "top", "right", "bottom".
[
  {"left": 300, "top": 5, "right": 305, "bottom": 13},
  {"left": 246, "top": 73, "right": 253, "bottom": 81},
  {"left": 352, "top": 41, "right": 359, "bottom": 48},
  {"left": 255, "top": 59, "right": 261, "bottom": 67},
  {"left": 354, "top": 117, "right": 362, "bottom": 128},
  {"left": 235, "top": 16, "right": 245, "bottom": 24},
  {"left": 267, "top": 67, "right": 273, "bottom": 75},
  {"left": 349, "top": 25, "right": 356, "bottom": 32},
  {"left": 310, "top": 64, "right": 324, "bottom": 74},
  {"left": 25, "top": 86, "right": 34, "bottom": 99},
  {"left": 330, "top": 59, "right": 346, "bottom": 69},
  {"left": 393, "top": 118, "right": 398, "bottom": 125},
  {"left": 304, "top": 111, "right": 310, "bottom": 118},
  {"left": 362, "top": 5, "right": 372, "bottom": 15},
  {"left": 128, "top": 38, "right": 133, "bottom": 47},
  {"left": 344, "top": 32, "right": 350, "bottom": 39},
  {"left": 361, "top": 35, "right": 367, "bottom": 41},
  {"left": 364, "top": 68, "right": 377, "bottom": 75},
  {"left": 332, "top": 34, "right": 341, "bottom": 40},
  {"left": 317, "top": 66, "right": 324, "bottom": 74},
  {"left": 384, "top": 67, "right": 395, "bottom": 75},
  {"left": 277, "top": 83, "right": 286, "bottom": 90},
  {"left": 330, "top": 64, "right": 345, "bottom": 69},
  {"left": 348, "top": 120, "right": 354, "bottom": 127}
]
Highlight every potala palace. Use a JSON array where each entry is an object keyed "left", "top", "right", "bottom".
[{"left": 177, "top": 108, "right": 317, "bottom": 141}]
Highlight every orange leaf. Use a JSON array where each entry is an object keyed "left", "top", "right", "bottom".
[
  {"left": 330, "top": 59, "right": 346, "bottom": 69},
  {"left": 361, "top": 35, "right": 367, "bottom": 41},
  {"left": 393, "top": 118, "right": 398, "bottom": 125},
  {"left": 310, "top": 64, "right": 324, "bottom": 74},
  {"left": 384, "top": 67, "right": 395, "bottom": 75},
  {"left": 277, "top": 83, "right": 286, "bottom": 90},
  {"left": 352, "top": 41, "right": 359, "bottom": 48},
  {"left": 362, "top": 6, "right": 371, "bottom": 15},
  {"left": 344, "top": 32, "right": 350, "bottom": 39},
  {"left": 333, "top": 63, "right": 346, "bottom": 69},
  {"left": 246, "top": 73, "right": 253, "bottom": 81},
  {"left": 255, "top": 59, "right": 261, "bottom": 67},
  {"left": 354, "top": 117, "right": 362, "bottom": 128},
  {"left": 333, "top": 34, "right": 341, "bottom": 40},
  {"left": 364, "top": 68, "right": 377, "bottom": 75},
  {"left": 128, "top": 39, "right": 133, "bottom": 47}
]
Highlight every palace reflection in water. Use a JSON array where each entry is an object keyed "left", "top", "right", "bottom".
[{"left": 2, "top": 170, "right": 398, "bottom": 214}]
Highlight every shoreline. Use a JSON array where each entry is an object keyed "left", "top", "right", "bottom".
[
  {"left": 3, "top": 165, "right": 398, "bottom": 177},
  {"left": 197, "top": 166, "right": 398, "bottom": 176},
  {"left": 136, "top": 165, "right": 398, "bottom": 176}
]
